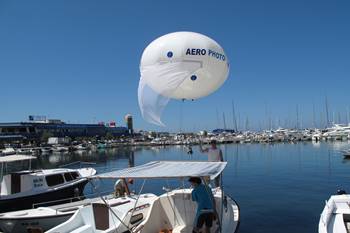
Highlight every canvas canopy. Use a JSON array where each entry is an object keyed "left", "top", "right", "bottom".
[{"left": 94, "top": 161, "right": 226, "bottom": 180}]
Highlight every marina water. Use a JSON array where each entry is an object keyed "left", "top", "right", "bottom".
[{"left": 23, "top": 142, "right": 350, "bottom": 233}]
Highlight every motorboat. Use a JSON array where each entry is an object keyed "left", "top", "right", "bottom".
[
  {"left": 341, "top": 149, "right": 350, "bottom": 159},
  {"left": 52, "top": 146, "right": 69, "bottom": 153},
  {"left": 0, "top": 148, "right": 16, "bottom": 156},
  {"left": 47, "top": 161, "right": 240, "bottom": 233},
  {"left": 319, "top": 192, "right": 350, "bottom": 233},
  {"left": 0, "top": 155, "right": 96, "bottom": 213},
  {"left": 0, "top": 194, "right": 114, "bottom": 233},
  {"left": 47, "top": 193, "right": 158, "bottom": 233},
  {"left": 16, "top": 148, "right": 35, "bottom": 155},
  {"left": 40, "top": 147, "right": 52, "bottom": 154},
  {"left": 74, "top": 144, "right": 88, "bottom": 151},
  {"left": 324, "top": 124, "right": 350, "bottom": 140}
]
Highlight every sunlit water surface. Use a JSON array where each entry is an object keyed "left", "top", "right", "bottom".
[{"left": 16, "top": 141, "right": 350, "bottom": 233}]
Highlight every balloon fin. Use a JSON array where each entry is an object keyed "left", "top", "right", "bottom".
[
  {"left": 138, "top": 61, "right": 201, "bottom": 126},
  {"left": 138, "top": 77, "right": 169, "bottom": 126}
]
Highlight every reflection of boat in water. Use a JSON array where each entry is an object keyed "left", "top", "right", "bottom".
[
  {"left": 97, "top": 143, "right": 107, "bottom": 150},
  {"left": 52, "top": 146, "right": 69, "bottom": 153},
  {"left": 319, "top": 191, "right": 350, "bottom": 233},
  {"left": 47, "top": 161, "right": 240, "bottom": 233},
  {"left": 47, "top": 153, "right": 62, "bottom": 164},
  {"left": 341, "top": 149, "right": 350, "bottom": 159},
  {"left": 0, "top": 194, "right": 113, "bottom": 233}
]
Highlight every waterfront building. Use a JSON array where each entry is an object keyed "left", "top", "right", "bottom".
[{"left": 0, "top": 117, "right": 129, "bottom": 142}]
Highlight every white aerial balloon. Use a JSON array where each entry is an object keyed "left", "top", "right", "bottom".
[{"left": 138, "top": 31, "right": 229, "bottom": 126}]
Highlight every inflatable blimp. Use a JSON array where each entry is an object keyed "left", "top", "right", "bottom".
[{"left": 138, "top": 31, "right": 229, "bottom": 126}]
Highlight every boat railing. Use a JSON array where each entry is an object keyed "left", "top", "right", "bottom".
[
  {"left": 59, "top": 161, "right": 97, "bottom": 168},
  {"left": 32, "top": 189, "right": 114, "bottom": 209}
]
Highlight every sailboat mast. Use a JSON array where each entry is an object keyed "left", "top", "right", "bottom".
[
  {"left": 231, "top": 100, "right": 238, "bottom": 132},
  {"left": 222, "top": 112, "right": 227, "bottom": 130},
  {"left": 296, "top": 104, "right": 299, "bottom": 129},
  {"left": 325, "top": 95, "right": 330, "bottom": 127},
  {"left": 312, "top": 102, "right": 316, "bottom": 128}
]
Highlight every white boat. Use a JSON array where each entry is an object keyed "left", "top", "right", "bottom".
[
  {"left": 0, "top": 148, "right": 16, "bottom": 156},
  {"left": 40, "top": 147, "right": 52, "bottom": 154},
  {"left": 74, "top": 144, "right": 88, "bottom": 151},
  {"left": 319, "top": 192, "right": 350, "bottom": 233},
  {"left": 16, "top": 148, "right": 35, "bottom": 155},
  {"left": 0, "top": 194, "right": 114, "bottom": 233},
  {"left": 324, "top": 124, "right": 350, "bottom": 140},
  {"left": 47, "top": 161, "right": 240, "bottom": 233},
  {"left": 0, "top": 155, "right": 96, "bottom": 213},
  {"left": 341, "top": 149, "right": 350, "bottom": 159},
  {"left": 52, "top": 146, "right": 69, "bottom": 153}
]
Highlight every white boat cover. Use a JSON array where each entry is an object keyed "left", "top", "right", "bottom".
[
  {"left": 0, "top": 155, "right": 36, "bottom": 163},
  {"left": 94, "top": 161, "right": 226, "bottom": 180}
]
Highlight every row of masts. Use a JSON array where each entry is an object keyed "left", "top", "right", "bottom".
[{"left": 213, "top": 97, "right": 350, "bottom": 132}]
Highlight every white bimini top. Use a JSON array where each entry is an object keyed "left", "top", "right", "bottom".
[{"left": 94, "top": 161, "right": 226, "bottom": 180}]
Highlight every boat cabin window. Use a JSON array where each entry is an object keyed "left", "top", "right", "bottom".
[
  {"left": 64, "top": 172, "right": 79, "bottom": 181},
  {"left": 45, "top": 174, "right": 65, "bottom": 187}
]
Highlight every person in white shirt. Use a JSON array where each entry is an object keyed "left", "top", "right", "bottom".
[{"left": 199, "top": 140, "right": 223, "bottom": 187}]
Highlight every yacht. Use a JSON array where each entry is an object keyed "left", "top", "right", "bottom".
[
  {"left": 47, "top": 161, "right": 240, "bottom": 233},
  {"left": 0, "top": 148, "right": 16, "bottom": 156},
  {"left": 0, "top": 157, "right": 96, "bottom": 213},
  {"left": 319, "top": 192, "right": 350, "bottom": 233},
  {"left": 324, "top": 124, "right": 350, "bottom": 140},
  {"left": 0, "top": 193, "right": 113, "bottom": 233},
  {"left": 52, "top": 145, "right": 69, "bottom": 153}
]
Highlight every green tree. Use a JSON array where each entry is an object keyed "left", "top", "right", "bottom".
[{"left": 40, "top": 131, "right": 54, "bottom": 143}]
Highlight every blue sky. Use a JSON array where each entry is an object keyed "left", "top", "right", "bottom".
[{"left": 0, "top": 0, "right": 349, "bottom": 131}]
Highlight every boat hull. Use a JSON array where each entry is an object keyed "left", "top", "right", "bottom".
[
  {"left": 0, "top": 212, "right": 72, "bottom": 233},
  {"left": 0, "top": 180, "right": 88, "bottom": 213}
]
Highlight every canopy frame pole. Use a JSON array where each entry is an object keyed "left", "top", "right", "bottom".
[
  {"left": 127, "top": 178, "right": 146, "bottom": 229},
  {"left": 219, "top": 174, "right": 224, "bottom": 233},
  {"left": 0, "top": 163, "right": 3, "bottom": 190}
]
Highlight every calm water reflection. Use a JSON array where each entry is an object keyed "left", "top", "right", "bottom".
[{"left": 27, "top": 142, "right": 350, "bottom": 232}]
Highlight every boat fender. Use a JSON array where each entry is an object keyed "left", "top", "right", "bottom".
[{"left": 337, "top": 189, "right": 347, "bottom": 195}]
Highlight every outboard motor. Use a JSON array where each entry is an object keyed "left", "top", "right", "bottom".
[{"left": 337, "top": 189, "right": 347, "bottom": 195}]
